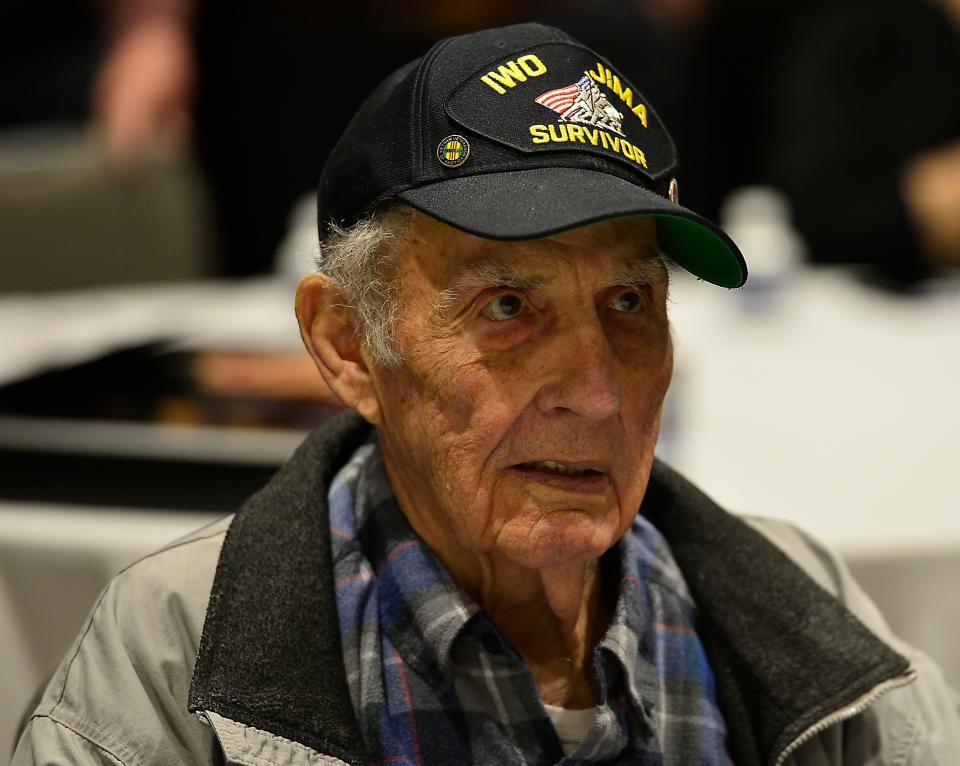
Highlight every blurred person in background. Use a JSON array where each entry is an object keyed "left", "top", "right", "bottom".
[
  {"left": 91, "top": 0, "right": 196, "bottom": 164},
  {"left": 763, "top": 0, "right": 960, "bottom": 287},
  {"left": 0, "top": 0, "right": 194, "bottom": 160},
  {"left": 622, "top": 0, "right": 960, "bottom": 288},
  {"left": 0, "top": 0, "right": 208, "bottom": 290}
]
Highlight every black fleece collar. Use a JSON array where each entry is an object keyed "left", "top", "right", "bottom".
[{"left": 189, "top": 412, "right": 908, "bottom": 766}]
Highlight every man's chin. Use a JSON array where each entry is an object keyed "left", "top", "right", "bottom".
[{"left": 495, "top": 509, "right": 621, "bottom": 571}]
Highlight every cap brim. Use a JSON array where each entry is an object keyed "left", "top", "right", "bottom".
[{"left": 398, "top": 167, "right": 747, "bottom": 288}]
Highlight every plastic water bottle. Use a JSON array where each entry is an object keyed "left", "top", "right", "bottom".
[{"left": 719, "top": 186, "right": 805, "bottom": 311}]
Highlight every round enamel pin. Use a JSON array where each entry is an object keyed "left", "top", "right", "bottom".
[
  {"left": 437, "top": 135, "right": 470, "bottom": 168},
  {"left": 668, "top": 177, "right": 679, "bottom": 204}
]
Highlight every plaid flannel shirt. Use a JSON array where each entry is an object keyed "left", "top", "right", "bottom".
[{"left": 328, "top": 442, "right": 732, "bottom": 765}]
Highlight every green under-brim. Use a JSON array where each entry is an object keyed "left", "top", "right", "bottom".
[{"left": 656, "top": 214, "right": 747, "bottom": 288}]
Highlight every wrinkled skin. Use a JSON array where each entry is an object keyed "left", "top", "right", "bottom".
[{"left": 297, "top": 211, "right": 673, "bottom": 706}]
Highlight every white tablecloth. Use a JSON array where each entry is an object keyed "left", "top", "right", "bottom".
[
  {"left": 663, "top": 268, "right": 960, "bottom": 553},
  {"left": 0, "top": 504, "right": 220, "bottom": 757}
]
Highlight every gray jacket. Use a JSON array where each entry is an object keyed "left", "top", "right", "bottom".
[{"left": 13, "top": 414, "right": 960, "bottom": 765}]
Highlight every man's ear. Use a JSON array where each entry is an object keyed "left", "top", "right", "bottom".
[{"left": 295, "top": 273, "right": 383, "bottom": 424}]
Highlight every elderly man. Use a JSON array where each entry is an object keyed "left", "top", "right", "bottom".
[{"left": 14, "top": 22, "right": 960, "bottom": 766}]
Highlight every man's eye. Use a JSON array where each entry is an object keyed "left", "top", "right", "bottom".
[
  {"left": 481, "top": 294, "right": 526, "bottom": 321},
  {"left": 609, "top": 290, "right": 645, "bottom": 313}
]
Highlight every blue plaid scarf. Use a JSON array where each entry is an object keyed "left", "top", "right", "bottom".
[{"left": 328, "top": 442, "right": 732, "bottom": 765}]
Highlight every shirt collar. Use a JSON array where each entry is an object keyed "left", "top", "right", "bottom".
[
  {"left": 597, "top": 512, "right": 706, "bottom": 735},
  {"left": 352, "top": 446, "right": 479, "bottom": 684}
]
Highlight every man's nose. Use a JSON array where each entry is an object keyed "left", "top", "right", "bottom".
[{"left": 534, "top": 318, "right": 621, "bottom": 420}]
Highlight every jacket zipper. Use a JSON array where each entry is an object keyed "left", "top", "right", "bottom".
[{"left": 772, "top": 669, "right": 918, "bottom": 766}]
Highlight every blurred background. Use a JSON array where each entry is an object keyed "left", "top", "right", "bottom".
[{"left": 2, "top": 0, "right": 959, "bottom": 755}]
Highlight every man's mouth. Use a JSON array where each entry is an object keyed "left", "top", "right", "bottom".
[
  {"left": 508, "top": 459, "right": 609, "bottom": 493},
  {"left": 517, "top": 460, "right": 604, "bottom": 477}
]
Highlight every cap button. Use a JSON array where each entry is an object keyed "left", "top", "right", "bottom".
[{"left": 437, "top": 134, "right": 470, "bottom": 168}]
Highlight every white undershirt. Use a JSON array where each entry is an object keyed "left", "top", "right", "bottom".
[{"left": 544, "top": 704, "right": 597, "bottom": 756}]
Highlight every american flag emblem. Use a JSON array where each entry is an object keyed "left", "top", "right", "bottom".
[
  {"left": 533, "top": 74, "right": 625, "bottom": 136},
  {"left": 534, "top": 76, "right": 590, "bottom": 114}
]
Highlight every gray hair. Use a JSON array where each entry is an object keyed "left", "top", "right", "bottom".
[{"left": 315, "top": 204, "right": 414, "bottom": 367}]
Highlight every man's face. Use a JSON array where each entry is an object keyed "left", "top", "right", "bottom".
[{"left": 369, "top": 213, "right": 673, "bottom": 572}]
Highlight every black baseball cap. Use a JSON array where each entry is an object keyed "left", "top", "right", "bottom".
[{"left": 318, "top": 22, "right": 747, "bottom": 288}]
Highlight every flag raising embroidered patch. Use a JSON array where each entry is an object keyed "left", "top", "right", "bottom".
[{"left": 534, "top": 75, "right": 625, "bottom": 137}]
